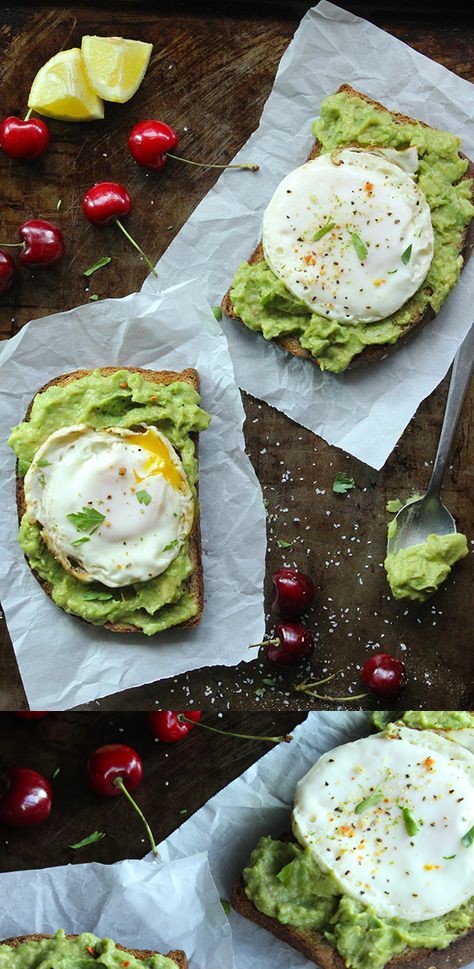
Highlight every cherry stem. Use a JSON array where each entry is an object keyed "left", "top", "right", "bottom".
[
  {"left": 114, "top": 218, "right": 158, "bottom": 277},
  {"left": 166, "top": 152, "right": 259, "bottom": 173},
  {"left": 177, "top": 713, "right": 292, "bottom": 746},
  {"left": 295, "top": 672, "right": 368, "bottom": 702},
  {"left": 295, "top": 671, "right": 344, "bottom": 690},
  {"left": 113, "top": 776, "right": 158, "bottom": 856},
  {"left": 0, "top": 242, "right": 24, "bottom": 248},
  {"left": 248, "top": 638, "right": 279, "bottom": 649},
  {"left": 24, "top": 108, "right": 33, "bottom": 121}
]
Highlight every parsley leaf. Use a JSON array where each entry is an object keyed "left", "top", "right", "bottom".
[
  {"left": 386, "top": 498, "right": 403, "bottom": 514},
  {"left": 401, "top": 244, "right": 412, "bottom": 265},
  {"left": 462, "top": 824, "right": 474, "bottom": 848},
  {"left": 71, "top": 536, "right": 91, "bottom": 547},
  {"left": 350, "top": 231, "right": 367, "bottom": 261},
  {"left": 402, "top": 807, "right": 420, "bottom": 837},
  {"left": 162, "top": 539, "right": 179, "bottom": 552},
  {"left": 212, "top": 305, "right": 223, "bottom": 320},
  {"left": 67, "top": 506, "right": 105, "bottom": 534},
  {"left": 136, "top": 489, "right": 152, "bottom": 505},
  {"left": 332, "top": 472, "right": 355, "bottom": 494},
  {"left": 355, "top": 789, "right": 384, "bottom": 814},
  {"left": 83, "top": 256, "right": 111, "bottom": 277},
  {"left": 69, "top": 831, "right": 106, "bottom": 850},
  {"left": 277, "top": 539, "right": 293, "bottom": 549},
  {"left": 313, "top": 221, "right": 335, "bottom": 241},
  {"left": 220, "top": 899, "right": 231, "bottom": 916}
]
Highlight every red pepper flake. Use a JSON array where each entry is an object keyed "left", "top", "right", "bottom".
[
  {"left": 424, "top": 757, "right": 435, "bottom": 770},
  {"left": 86, "top": 947, "right": 96, "bottom": 957},
  {"left": 364, "top": 181, "right": 374, "bottom": 196},
  {"left": 121, "top": 961, "right": 130, "bottom": 966}
]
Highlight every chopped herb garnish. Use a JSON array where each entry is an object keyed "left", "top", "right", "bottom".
[
  {"left": 52, "top": 767, "right": 61, "bottom": 779},
  {"left": 162, "top": 539, "right": 179, "bottom": 552},
  {"left": 263, "top": 497, "right": 269, "bottom": 509},
  {"left": 386, "top": 498, "right": 403, "bottom": 514},
  {"left": 387, "top": 268, "right": 398, "bottom": 274},
  {"left": 36, "top": 458, "right": 51, "bottom": 468},
  {"left": 333, "top": 472, "right": 355, "bottom": 494},
  {"left": 220, "top": 899, "right": 231, "bottom": 916},
  {"left": 89, "top": 294, "right": 99, "bottom": 301},
  {"left": 462, "top": 824, "right": 474, "bottom": 848},
  {"left": 67, "top": 506, "right": 105, "bottom": 534},
  {"left": 179, "top": 809, "right": 188, "bottom": 815},
  {"left": 71, "top": 536, "right": 90, "bottom": 547},
  {"left": 355, "top": 789, "right": 384, "bottom": 814},
  {"left": 69, "top": 831, "right": 106, "bottom": 850},
  {"left": 401, "top": 244, "right": 412, "bottom": 265},
  {"left": 56, "top": 199, "right": 62, "bottom": 210},
  {"left": 212, "top": 305, "right": 223, "bottom": 320},
  {"left": 313, "top": 221, "right": 335, "bottom": 241},
  {"left": 136, "top": 489, "right": 152, "bottom": 505},
  {"left": 443, "top": 854, "right": 456, "bottom": 860},
  {"left": 83, "top": 256, "right": 112, "bottom": 277},
  {"left": 402, "top": 807, "right": 420, "bottom": 836},
  {"left": 262, "top": 677, "right": 277, "bottom": 687},
  {"left": 277, "top": 538, "right": 293, "bottom": 549},
  {"left": 350, "top": 231, "right": 367, "bottom": 261},
  {"left": 254, "top": 687, "right": 265, "bottom": 698},
  {"left": 83, "top": 590, "right": 114, "bottom": 601}
]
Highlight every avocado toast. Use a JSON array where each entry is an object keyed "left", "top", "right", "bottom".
[
  {"left": 222, "top": 84, "right": 474, "bottom": 374},
  {"left": 0, "top": 932, "right": 187, "bottom": 969},
  {"left": 8, "top": 367, "right": 210, "bottom": 635},
  {"left": 232, "top": 713, "right": 474, "bottom": 969}
]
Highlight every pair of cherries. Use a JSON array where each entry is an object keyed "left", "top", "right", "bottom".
[{"left": 0, "top": 220, "right": 65, "bottom": 295}]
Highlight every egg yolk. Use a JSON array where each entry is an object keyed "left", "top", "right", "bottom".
[{"left": 127, "top": 429, "right": 183, "bottom": 490}]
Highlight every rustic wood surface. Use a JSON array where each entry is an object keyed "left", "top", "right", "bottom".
[
  {"left": 0, "top": 710, "right": 306, "bottom": 871},
  {"left": 0, "top": 4, "right": 473, "bottom": 711}
]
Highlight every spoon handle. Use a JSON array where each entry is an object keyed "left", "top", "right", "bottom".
[{"left": 427, "top": 325, "right": 474, "bottom": 498}]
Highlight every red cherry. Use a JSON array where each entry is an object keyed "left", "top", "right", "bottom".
[
  {"left": 266, "top": 622, "right": 314, "bottom": 666},
  {"left": 86, "top": 743, "right": 143, "bottom": 797},
  {"left": 0, "top": 249, "right": 15, "bottom": 295},
  {"left": 128, "top": 120, "right": 178, "bottom": 170},
  {"left": 14, "top": 712, "right": 49, "bottom": 719},
  {"left": 147, "top": 710, "right": 202, "bottom": 742},
  {"left": 0, "top": 116, "right": 50, "bottom": 160},
  {"left": 361, "top": 652, "right": 407, "bottom": 698},
  {"left": 271, "top": 568, "right": 315, "bottom": 618},
  {"left": 82, "top": 181, "right": 132, "bottom": 225},
  {"left": 19, "top": 220, "right": 64, "bottom": 268},
  {"left": 0, "top": 767, "right": 52, "bottom": 828}
]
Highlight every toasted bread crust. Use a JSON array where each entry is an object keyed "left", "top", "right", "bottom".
[
  {"left": 15, "top": 366, "right": 204, "bottom": 635},
  {"left": 232, "top": 863, "right": 473, "bottom": 969},
  {"left": 0, "top": 934, "right": 188, "bottom": 969},
  {"left": 222, "top": 83, "right": 474, "bottom": 371}
]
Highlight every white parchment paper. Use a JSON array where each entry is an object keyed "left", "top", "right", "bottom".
[
  {"left": 153, "top": 712, "right": 474, "bottom": 969},
  {"left": 0, "top": 853, "right": 234, "bottom": 969},
  {"left": 0, "top": 281, "right": 265, "bottom": 709},
  {"left": 142, "top": 1, "right": 474, "bottom": 470}
]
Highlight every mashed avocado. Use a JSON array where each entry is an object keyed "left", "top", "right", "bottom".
[
  {"left": 230, "top": 90, "right": 473, "bottom": 372},
  {"left": 372, "top": 710, "right": 474, "bottom": 731},
  {"left": 243, "top": 719, "right": 474, "bottom": 969},
  {"left": 0, "top": 931, "right": 178, "bottom": 969},
  {"left": 384, "top": 529, "right": 468, "bottom": 601},
  {"left": 8, "top": 369, "right": 210, "bottom": 634}
]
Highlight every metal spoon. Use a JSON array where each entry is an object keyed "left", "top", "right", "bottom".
[{"left": 387, "top": 325, "right": 474, "bottom": 555}]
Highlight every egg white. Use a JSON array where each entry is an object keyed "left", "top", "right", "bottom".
[
  {"left": 292, "top": 726, "right": 474, "bottom": 922},
  {"left": 262, "top": 147, "right": 434, "bottom": 324},
  {"left": 24, "top": 424, "right": 195, "bottom": 587}
]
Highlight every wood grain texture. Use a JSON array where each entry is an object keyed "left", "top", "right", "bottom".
[{"left": 0, "top": 5, "right": 473, "bottom": 711}]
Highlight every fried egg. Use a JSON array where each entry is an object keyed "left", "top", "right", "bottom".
[
  {"left": 292, "top": 726, "right": 474, "bottom": 922},
  {"left": 262, "top": 147, "right": 434, "bottom": 324},
  {"left": 24, "top": 424, "right": 195, "bottom": 587}
]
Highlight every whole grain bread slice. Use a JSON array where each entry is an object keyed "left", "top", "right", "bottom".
[
  {"left": 221, "top": 83, "right": 474, "bottom": 371},
  {"left": 0, "top": 934, "right": 187, "bottom": 969},
  {"left": 231, "top": 833, "right": 474, "bottom": 969},
  {"left": 15, "top": 366, "right": 204, "bottom": 635}
]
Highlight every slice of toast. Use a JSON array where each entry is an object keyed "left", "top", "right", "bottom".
[
  {"left": 0, "top": 934, "right": 188, "bottom": 969},
  {"left": 15, "top": 366, "right": 204, "bottom": 635},
  {"left": 222, "top": 83, "right": 474, "bottom": 371},
  {"left": 231, "top": 834, "right": 474, "bottom": 969}
]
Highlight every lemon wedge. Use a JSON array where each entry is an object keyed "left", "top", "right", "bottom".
[
  {"left": 81, "top": 36, "right": 153, "bottom": 103},
  {"left": 28, "top": 47, "right": 104, "bottom": 121}
]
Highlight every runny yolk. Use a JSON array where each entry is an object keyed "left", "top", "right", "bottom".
[{"left": 127, "top": 429, "right": 183, "bottom": 490}]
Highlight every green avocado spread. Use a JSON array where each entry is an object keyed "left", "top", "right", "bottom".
[
  {"left": 229, "top": 90, "right": 473, "bottom": 372},
  {"left": 243, "top": 719, "right": 474, "bottom": 969},
  {"left": 8, "top": 369, "right": 211, "bottom": 635},
  {"left": 0, "top": 931, "right": 178, "bottom": 969},
  {"left": 384, "top": 528, "right": 468, "bottom": 601}
]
